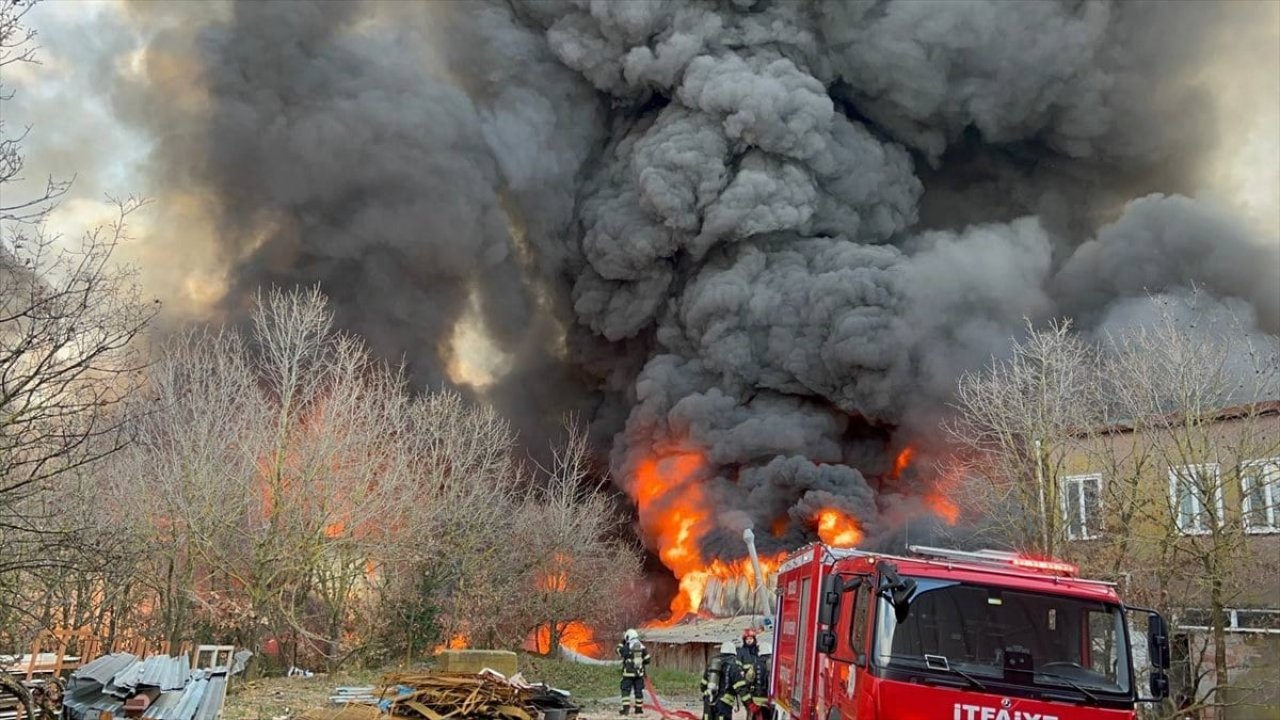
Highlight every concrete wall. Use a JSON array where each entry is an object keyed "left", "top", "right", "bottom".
[{"left": 1219, "top": 632, "right": 1280, "bottom": 720}]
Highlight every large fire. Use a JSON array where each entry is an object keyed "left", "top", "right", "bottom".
[
  {"left": 633, "top": 451, "right": 789, "bottom": 624},
  {"left": 816, "top": 508, "right": 862, "bottom": 548},
  {"left": 632, "top": 443, "right": 959, "bottom": 625}
]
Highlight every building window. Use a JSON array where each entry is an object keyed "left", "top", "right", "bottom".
[
  {"left": 1176, "top": 607, "right": 1280, "bottom": 634},
  {"left": 1061, "top": 473, "right": 1102, "bottom": 540},
  {"left": 1241, "top": 460, "right": 1280, "bottom": 534},
  {"left": 1169, "top": 464, "right": 1224, "bottom": 535}
]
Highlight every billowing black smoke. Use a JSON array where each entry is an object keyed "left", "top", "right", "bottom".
[{"left": 115, "top": 0, "right": 1278, "bottom": 562}]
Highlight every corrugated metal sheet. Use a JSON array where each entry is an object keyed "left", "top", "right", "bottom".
[
  {"left": 71, "top": 652, "right": 139, "bottom": 685},
  {"left": 141, "top": 689, "right": 186, "bottom": 719},
  {"left": 63, "top": 653, "right": 228, "bottom": 720},
  {"left": 62, "top": 683, "right": 128, "bottom": 719},
  {"left": 196, "top": 674, "right": 228, "bottom": 720},
  {"left": 108, "top": 659, "right": 145, "bottom": 696},
  {"left": 143, "top": 670, "right": 228, "bottom": 720},
  {"left": 139, "top": 653, "right": 192, "bottom": 691}
]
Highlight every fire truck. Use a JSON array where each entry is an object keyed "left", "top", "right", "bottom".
[{"left": 769, "top": 544, "right": 1172, "bottom": 720}]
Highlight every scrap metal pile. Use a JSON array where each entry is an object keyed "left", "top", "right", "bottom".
[
  {"left": 60, "top": 652, "right": 230, "bottom": 720},
  {"left": 303, "top": 669, "right": 580, "bottom": 720}
]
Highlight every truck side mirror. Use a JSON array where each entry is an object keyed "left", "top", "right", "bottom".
[
  {"left": 817, "top": 573, "right": 842, "bottom": 626},
  {"left": 1148, "top": 613, "right": 1171, "bottom": 670},
  {"left": 817, "top": 629, "right": 837, "bottom": 654},
  {"left": 1127, "top": 606, "right": 1173, "bottom": 703},
  {"left": 1150, "top": 672, "right": 1170, "bottom": 700}
]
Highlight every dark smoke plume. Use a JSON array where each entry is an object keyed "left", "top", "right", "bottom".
[{"left": 107, "top": 0, "right": 1278, "bottom": 563}]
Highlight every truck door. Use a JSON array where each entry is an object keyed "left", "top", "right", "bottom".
[
  {"left": 793, "top": 575, "right": 812, "bottom": 711},
  {"left": 830, "top": 576, "right": 872, "bottom": 720}
]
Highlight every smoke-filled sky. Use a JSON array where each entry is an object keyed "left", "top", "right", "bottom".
[{"left": 6, "top": 0, "right": 1280, "bottom": 563}]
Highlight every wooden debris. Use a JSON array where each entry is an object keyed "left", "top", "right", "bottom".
[
  {"left": 378, "top": 672, "right": 534, "bottom": 720},
  {"left": 304, "top": 669, "right": 580, "bottom": 720}
]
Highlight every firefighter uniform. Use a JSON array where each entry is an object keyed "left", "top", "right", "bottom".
[
  {"left": 617, "top": 629, "right": 651, "bottom": 715},
  {"left": 701, "top": 642, "right": 749, "bottom": 720},
  {"left": 737, "top": 628, "right": 760, "bottom": 664},
  {"left": 745, "top": 642, "right": 773, "bottom": 720}
]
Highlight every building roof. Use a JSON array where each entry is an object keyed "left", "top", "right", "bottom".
[
  {"left": 639, "top": 615, "right": 771, "bottom": 647},
  {"left": 1083, "top": 400, "right": 1280, "bottom": 436}
]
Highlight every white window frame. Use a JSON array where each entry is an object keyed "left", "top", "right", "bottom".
[
  {"left": 1060, "top": 473, "right": 1103, "bottom": 540},
  {"left": 1169, "top": 463, "right": 1225, "bottom": 536},
  {"left": 1176, "top": 607, "right": 1280, "bottom": 635},
  {"left": 1240, "top": 459, "right": 1280, "bottom": 534}
]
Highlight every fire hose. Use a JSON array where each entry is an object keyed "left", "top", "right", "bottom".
[{"left": 643, "top": 675, "right": 700, "bottom": 720}]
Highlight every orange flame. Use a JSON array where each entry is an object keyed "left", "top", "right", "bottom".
[
  {"left": 928, "top": 493, "right": 960, "bottom": 525},
  {"left": 816, "top": 508, "right": 863, "bottom": 548},
  {"left": 632, "top": 452, "right": 713, "bottom": 618},
  {"left": 536, "top": 553, "right": 571, "bottom": 592},
  {"left": 649, "top": 553, "right": 786, "bottom": 627},
  {"left": 630, "top": 450, "right": 794, "bottom": 623},
  {"left": 524, "top": 621, "right": 606, "bottom": 658},
  {"left": 634, "top": 453, "right": 709, "bottom": 575},
  {"left": 895, "top": 445, "right": 960, "bottom": 525},
  {"left": 433, "top": 633, "right": 469, "bottom": 653},
  {"left": 892, "top": 446, "right": 917, "bottom": 480},
  {"left": 770, "top": 516, "right": 789, "bottom": 538}
]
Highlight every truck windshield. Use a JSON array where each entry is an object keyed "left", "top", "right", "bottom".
[{"left": 874, "top": 578, "right": 1131, "bottom": 699}]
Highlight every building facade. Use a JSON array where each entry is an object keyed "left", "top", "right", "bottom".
[{"left": 1056, "top": 404, "right": 1280, "bottom": 719}]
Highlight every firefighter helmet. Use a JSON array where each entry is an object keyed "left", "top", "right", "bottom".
[
  {"left": 742, "top": 628, "right": 757, "bottom": 639},
  {"left": 759, "top": 641, "right": 772, "bottom": 656},
  {"left": 624, "top": 628, "right": 640, "bottom": 642},
  {"left": 719, "top": 641, "right": 736, "bottom": 655}
]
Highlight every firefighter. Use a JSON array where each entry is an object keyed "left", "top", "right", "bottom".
[
  {"left": 744, "top": 641, "right": 772, "bottom": 720},
  {"left": 737, "top": 628, "right": 760, "bottom": 663},
  {"left": 617, "top": 628, "right": 651, "bottom": 715},
  {"left": 701, "top": 640, "right": 749, "bottom": 720}
]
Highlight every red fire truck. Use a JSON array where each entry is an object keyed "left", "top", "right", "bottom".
[{"left": 770, "top": 544, "right": 1171, "bottom": 720}]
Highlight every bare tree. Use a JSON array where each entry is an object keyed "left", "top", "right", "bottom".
[
  {"left": 372, "top": 390, "right": 526, "bottom": 660},
  {"left": 2, "top": 0, "right": 71, "bottom": 226},
  {"left": 943, "top": 320, "right": 1104, "bottom": 554},
  {"left": 113, "top": 288, "right": 538, "bottom": 666},
  {"left": 0, "top": 0, "right": 155, "bottom": 623},
  {"left": 515, "top": 421, "right": 642, "bottom": 656}
]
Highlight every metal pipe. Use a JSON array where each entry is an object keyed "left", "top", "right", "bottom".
[{"left": 742, "top": 528, "right": 774, "bottom": 616}]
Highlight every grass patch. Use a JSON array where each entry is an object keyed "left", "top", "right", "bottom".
[{"left": 518, "top": 653, "right": 702, "bottom": 700}]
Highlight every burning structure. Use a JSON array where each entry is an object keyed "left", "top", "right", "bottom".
[{"left": 45, "top": 1, "right": 1280, "bottom": 622}]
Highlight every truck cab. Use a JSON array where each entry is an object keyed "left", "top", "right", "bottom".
[{"left": 771, "top": 545, "right": 1171, "bottom": 720}]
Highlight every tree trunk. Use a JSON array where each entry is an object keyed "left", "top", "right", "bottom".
[{"left": 1210, "top": 585, "right": 1229, "bottom": 719}]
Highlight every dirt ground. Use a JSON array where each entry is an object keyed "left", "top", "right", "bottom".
[
  {"left": 222, "top": 673, "right": 381, "bottom": 720},
  {"left": 575, "top": 695, "right": 703, "bottom": 720},
  {"left": 221, "top": 673, "right": 705, "bottom": 720}
]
